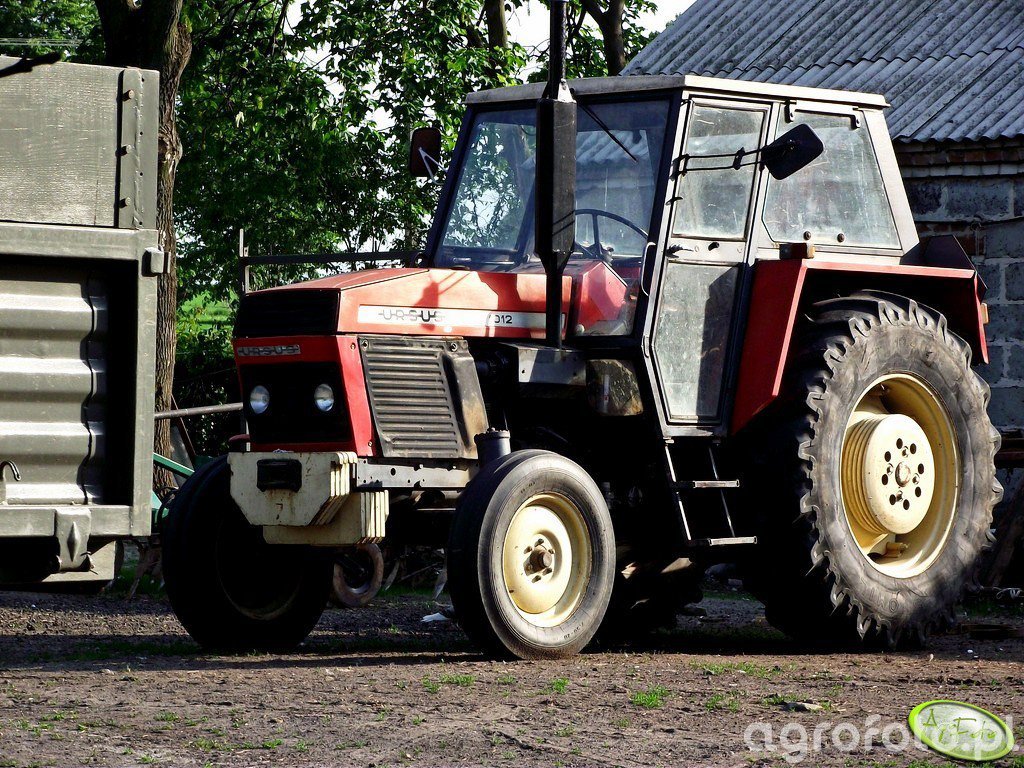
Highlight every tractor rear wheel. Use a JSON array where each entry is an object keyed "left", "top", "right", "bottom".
[
  {"left": 447, "top": 450, "right": 616, "bottom": 659},
  {"left": 742, "top": 292, "right": 1000, "bottom": 647},
  {"left": 163, "top": 457, "right": 332, "bottom": 651}
]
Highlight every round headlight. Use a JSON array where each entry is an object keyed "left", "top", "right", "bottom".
[
  {"left": 249, "top": 384, "right": 270, "bottom": 415},
  {"left": 314, "top": 383, "right": 335, "bottom": 412}
]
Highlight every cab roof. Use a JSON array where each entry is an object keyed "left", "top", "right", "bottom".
[{"left": 467, "top": 74, "right": 889, "bottom": 109}]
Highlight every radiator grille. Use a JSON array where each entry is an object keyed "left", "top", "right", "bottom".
[
  {"left": 360, "top": 337, "right": 464, "bottom": 459},
  {"left": 235, "top": 289, "right": 339, "bottom": 338}
]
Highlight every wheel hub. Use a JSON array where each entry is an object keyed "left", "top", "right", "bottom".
[
  {"left": 842, "top": 412, "right": 935, "bottom": 537},
  {"left": 500, "top": 493, "right": 590, "bottom": 626},
  {"left": 525, "top": 543, "right": 555, "bottom": 575}
]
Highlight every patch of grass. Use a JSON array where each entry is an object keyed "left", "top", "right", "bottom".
[
  {"left": 294, "top": 740, "right": 308, "bottom": 753},
  {"left": 630, "top": 686, "right": 669, "bottom": 709},
  {"left": 154, "top": 712, "right": 179, "bottom": 723},
  {"left": 1005, "top": 756, "right": 1024, "bottom": 768},
  {"left": 261, "top": 739, "right": 284, "bottom": 750},
  {"left": 497, "top": 673, "right": 516, "bottom": 685},
  {"left": 764, "top": 694, "right": 792, "bottom": 707},
  {"left": 375, "top": 709, "right": 389, "bottom": 721},
  {"left": 440, "top": 673, "right": 475, "bottom": 687},
  {"left": 545, "top": 678, "right": 569, "bottom": 695},
  {"left": 191, "top": 738, "right": 221, "bottom": 752},
  {"left": 706, "top": 693, "right": 740, "bottom": 712},
  {"left": 502, "top": 750, "right": 516, "bottom": 760},
  {"left": 411, "top": 716, "right": 424, "bottom": 725},
  {"left": 614, "top": 716, "right": 631, "bottom": 728},
  {"left": 40, "top": 711, "right": 73, "bottom": 722},
  {"left": 139, "top": 756, "right": 157, "bottom": 765},
  {"left": 555, "top": 725, "right": 575, "bottom": 737},
  {"left": 421, "top": 678, "right": 440, "bottom": 694}
]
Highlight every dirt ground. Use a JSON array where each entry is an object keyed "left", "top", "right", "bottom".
[{"left": 0, "top": 582, "right": 1021, "bottom": 768}]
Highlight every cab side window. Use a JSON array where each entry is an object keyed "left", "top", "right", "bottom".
[
  {"left": 672, "top": 106, "right": 764, "bottom": 240},
  {"left": 762, "top": 112, "right": 899, "bottom": 247}
]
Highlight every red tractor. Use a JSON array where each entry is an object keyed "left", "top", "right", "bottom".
[{"left": 163, "top": 12, "right": 999, "bottom": 659}]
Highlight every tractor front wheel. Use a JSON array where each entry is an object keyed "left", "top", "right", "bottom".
[
  {"left": 447, "top": 450, "right": 616, "bottom": 659},
  {"left": 743, "top": 292, "right": 1001, "bottom": 647},
  {"left": 163, "top": 457, "right": 332, "bottom": 651}
]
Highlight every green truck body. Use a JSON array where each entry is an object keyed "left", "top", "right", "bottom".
[{"left": 0, "top": 56, "right": 160, "bottom": 586}]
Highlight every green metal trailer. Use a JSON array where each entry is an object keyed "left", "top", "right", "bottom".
[{"left": 0, "top": 55, "right": 160, "bottom": 587}]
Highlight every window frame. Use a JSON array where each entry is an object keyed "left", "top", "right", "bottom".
[
  {"left": 760, "top": 105, "right": 902, "bottom": 252},
  {"left": 668, "top": 99, "right": 771, "bottom": 247}
]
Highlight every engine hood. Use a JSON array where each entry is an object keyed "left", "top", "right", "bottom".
[{"left": 235, "top": 264, "right": 629, "bottom": 340}]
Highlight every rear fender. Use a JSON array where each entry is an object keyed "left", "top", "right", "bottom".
[{"left": 730, "top": 258, "right": 988, "bottom": 434}]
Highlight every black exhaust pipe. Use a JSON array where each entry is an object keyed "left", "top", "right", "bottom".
[{"left": 535, "top": 0, "right": 576, "bottom": 348}]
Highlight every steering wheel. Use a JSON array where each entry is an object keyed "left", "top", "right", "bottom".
[{"left": 574, "top": 208, "right": 648, "bottom": 265}]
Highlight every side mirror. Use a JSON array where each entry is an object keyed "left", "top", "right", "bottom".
[
  {"left": 761, "top": 124, "right": 824, "bottom": 180},
  {"left": 409, "top": 126, "right": 442, "bottom": 178}
]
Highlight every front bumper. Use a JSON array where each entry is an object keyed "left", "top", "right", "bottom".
[{"left": 228, "top": 451, "right": 473, "bottom": 546}]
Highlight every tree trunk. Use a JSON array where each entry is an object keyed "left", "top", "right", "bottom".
[
  {"left": 483, "top": 0, "right": 508, "bottom": 49},
  {"left": 94, "top": 0, "right": 192, "bottom": 486},
  {"left": 581, "top": 0, "right": 627, "bottom": 75}
]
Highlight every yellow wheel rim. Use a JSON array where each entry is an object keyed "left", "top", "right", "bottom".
[
  {"left": 501, "top": 493, "right": 591, "bottom": 628},
  {"left": 840, "top": 373, "right": 959, "bottom": 578}
]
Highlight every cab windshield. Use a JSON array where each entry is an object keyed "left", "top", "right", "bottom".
[{"left": 436, "top": 98, "right": 671, "bottom": 274}]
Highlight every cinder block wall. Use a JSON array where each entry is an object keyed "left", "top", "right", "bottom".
[{"left": 898, "top": 139, "right": 1024, "bottom": 431}]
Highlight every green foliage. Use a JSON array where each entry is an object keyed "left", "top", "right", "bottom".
[
  {"left": 174, "top": 293, "right": 237, "bottom": 456},
  {"left": 0, "top": 0, "right": 102, "bottom": 59}
]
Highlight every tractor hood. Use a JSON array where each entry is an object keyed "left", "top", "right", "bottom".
[{"left": 235, "top": 265, "right": 629, "bottom": 340}]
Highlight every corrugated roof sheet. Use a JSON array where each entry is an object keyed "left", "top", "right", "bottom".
[{"left": 625, "top": 0, "right": 1024, "bottom": 142}]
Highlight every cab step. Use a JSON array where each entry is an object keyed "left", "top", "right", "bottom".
[
  {"left": 684, "top": 536, "right": 757, "bottom": 550},
  {"left": 672, "top": 479, "right": 740, "bottom": 490}
]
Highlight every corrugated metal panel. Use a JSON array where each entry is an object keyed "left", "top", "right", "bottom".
[
  {"left": 0, "top": 265, "right": 106, "bottom": 505},
  {"left": 625, "top": 0, "right": 1024, "bottom": 142}
]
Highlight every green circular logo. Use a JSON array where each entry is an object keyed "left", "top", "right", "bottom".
[{"left": 908, "top": 700, "right": 1015, "bottom": 762}]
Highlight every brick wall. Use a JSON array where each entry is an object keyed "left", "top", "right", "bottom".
[{"left": 897, "top": 139, "right": 1024, "bottom": 431}]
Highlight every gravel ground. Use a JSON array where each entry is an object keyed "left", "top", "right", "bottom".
[{"left": 0, "top": 586, "right": 1021, "bottom": 768}]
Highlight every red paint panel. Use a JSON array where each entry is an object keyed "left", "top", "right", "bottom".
[
  {"left": 336, "top": 335, "right": 375, "bottom": 456},
  {"left": 236, "top": 334, "right": 377, "bottom": 457},
  {"left": 233, "top": 335, "right": 338, "bottom": 363},
  {"left": 331, "top": 268, "right": 572, "bottom": 339},
  {"left": 569, "top": 261, "right": 631, "bottom": 334},
  {"left": 730, "top": 259, "right": 807, "bottom": 435},
  {"left": 730, "top": 258, "right": 988, "bottom": 434}
]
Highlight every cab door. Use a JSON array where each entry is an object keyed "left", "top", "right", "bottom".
[{"left": 651, "top": 99, "right": 769, "bottom": 426}]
